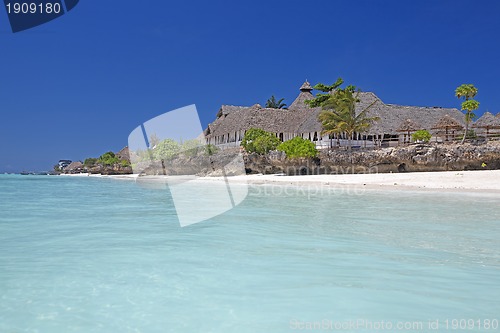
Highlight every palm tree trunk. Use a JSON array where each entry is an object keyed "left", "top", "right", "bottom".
[{"left": 461, "top": 121, "right": 469, "bottom": 144}]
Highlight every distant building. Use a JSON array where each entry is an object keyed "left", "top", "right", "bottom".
[
  {"left": 58, "top": 160, "right": 72, "bottom": 170},
  {"left": 205, "top": 81, "right": 467, "bottom": 148}
]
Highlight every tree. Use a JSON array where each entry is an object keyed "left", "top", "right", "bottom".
[
  {"left": 153, "top": 139, "right": 180, "bottom": 160},
  {"left": 241, "top": 128, "right": 280, "bottom": 154},
  {"left": 84, "top": 157, "right": 98, "bottom": 168},
  {"left": 455, "top": 84, "right": 479, "bottom": 144},
  {"left": 99, "top": 151, "right": 119, "bottom": 166},
  {"left": 265, "top": 95, "right": 287, "bottom": 109},
  {"left": 305, "top": 78, "right": 378, "bottom": 150},
  {"left": 277, "top": 137, "right": 318, "bottom": 158}
]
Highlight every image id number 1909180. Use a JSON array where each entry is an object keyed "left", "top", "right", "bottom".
[{"left": 5, "top": 2, "right": 61, "bottom": 14}]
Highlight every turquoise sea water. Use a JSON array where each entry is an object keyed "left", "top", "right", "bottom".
[{"left": 0, "top": 174, "right": 499, "bottom": 333}]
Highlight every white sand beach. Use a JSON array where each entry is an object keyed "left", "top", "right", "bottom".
[
  {"left": 101, "top": 170, "right": 500, "bottom": 193},
  {"left": 231, "top": 170, "right": 500, "bottom": 192}
]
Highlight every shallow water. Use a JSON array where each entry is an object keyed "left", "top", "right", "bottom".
[{"left": 1, "top": 175, "right": 499, "bottom": 332}]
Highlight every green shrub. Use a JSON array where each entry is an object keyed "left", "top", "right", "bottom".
[
  {"left": 205, "top": 144, "right": 219, "bottom": 156},
  {"left": 153, "top": 139, "right": 180, "bottom": 160},
  {"left": 253, "top": 135, "right": 281, "bottom": 154},
  {"left": 241, "top": 128, "right": 280, "bottom": 154},
  {"left": 277, "top": 136, "right": 318, "bottom": 158},
  {"left": 99, "top": 151, "right": 119, "bottom": 166},
  {"left": 181, "top": 139, "right": 202, "bottom": 157},
  {"left": 84, "top": 157, "right": 98, "bottom": 167},
  {"left": 466, "top": 129, "right": 477, "bottom": 139},
  {"left": 120, "top": 159, "right": 131, "bottom": 167},
  {"left": 412, "top": 130, "right": 432, "bottom": 143}
]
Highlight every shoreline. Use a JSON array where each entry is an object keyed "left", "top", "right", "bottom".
[{"left": 63, "top": 169, "right": 500, "bottom": 194}]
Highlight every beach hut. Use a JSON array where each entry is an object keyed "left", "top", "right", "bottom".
[
  {"left": 116, "top": 146, "right": 130, "bottom": 161},
  {"left": 205, "top": 81, "right": 466, "bottom": 150},
  {"left": 472, "top": 112, "right": 500, "bottom": 140},
  {"left": 431, "top": 115, "right": 463, "bottom": 142},
  {"left": 64, "top": 161, "right": 84, "bottom": 173},
  {"left": 396, "top": 119, "right": 422, "bottom": 144}
]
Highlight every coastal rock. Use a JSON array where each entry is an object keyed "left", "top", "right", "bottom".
[
  {"left": 58, "top": 146, "right": 133, "bottom": 175},
  {"left": 241, "top": 141, "right": 500, "bottom": 175},
  {"left": 64, "top": 142, "right": 500, "bottom": 176}
]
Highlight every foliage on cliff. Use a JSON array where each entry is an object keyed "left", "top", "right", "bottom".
[
  {"left": 241, "top": 128, "right": 280, "bottom": 154},
  {"left": 277, "top": 137, "right": 318, "bottom": 158}
]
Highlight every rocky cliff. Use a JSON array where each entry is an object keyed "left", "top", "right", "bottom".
[
  {"left": 243, "top": 141, "right": 500, "bottom": 175},
  {"left": 133, "top": 141, "right": 500, "bottom": 176},
  {"left": 58, "top": 147, "right": 133, "bottom": 175}
]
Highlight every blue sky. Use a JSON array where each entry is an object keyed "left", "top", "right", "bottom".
[{"left": 1, "top": 0, "right": 499, "bottom": 172}]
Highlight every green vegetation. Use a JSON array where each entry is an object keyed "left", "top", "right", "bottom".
[
  {"left": 277, "top": 137, "right": 318, "bottom": 158},
  {"left": 153, "top": 139, "right": 180, "bottom": 160},
  {"left": 181, "top": 139, "right": 202, "bottom": 157},
  {"left": 241, "top": 128, "right": 280, "bottom": 154},
  {"left": 412, "top": 130, "right": 432, "bottom": 143},
  {"left": 204, "top": 144, "right": 219, "bottom": 156},
  {"left": 455, "top": 84, "right": 479, "bottom": 144},
  {"left": 466, "top": 129, "right": 477, "bottom": 139},
  {"left": 98, "top": 151, "right": 119, "bottom": 166},
  {"left": 265, "top": 95, "right": 287, "bottom": 109},
  {"left": 306, "top": 78, "right": 378, "bottom": 150},
  {"left": 84, "top": 157, "right": 98, "bottom": 167}
]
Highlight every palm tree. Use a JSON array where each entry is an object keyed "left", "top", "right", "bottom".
[
  {"left": 455, "top": 84, "right": 479, "bottom": 144},
  {"left": 307, "top": 79, "right": 378, "bottom": 150},
  {"left": 265, "top": 95, "right": 287, "bottom": 109}
]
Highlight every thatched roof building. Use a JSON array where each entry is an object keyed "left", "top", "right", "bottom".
[
  {"left": 205, "top": 81, "right": 465, "bottom": 147},
  {"left": 116, "top": 146, "right": 131, "bottom": 161},
  {"left": 64, "top": 161, "right": 83, "bottom": 172},
  {"left": 473, "top": 112, "right": 500, "bottom": 137},
  {"left": 397, "top": 119, "right": 422, "bottom": 133},
  {"left": 473, "top": 112, "right": 500, "bottom": 130},
  {"left": 431, "top": 114, "right": 464, "bottom": 130}
]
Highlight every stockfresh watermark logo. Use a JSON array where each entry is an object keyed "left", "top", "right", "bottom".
[
  {"left": 3, "top": 0, "right": 79, "bottom": 33},
  {"left": 127, "top": 105, "right": 248, "bottom": 227}
]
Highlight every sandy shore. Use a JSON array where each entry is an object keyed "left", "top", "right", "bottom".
[
  {"left": 95, "top": 170, "right": 500, "bottom": 193},
  {"left": 231, "top": 170, "right": 500, "bottom": 192}
]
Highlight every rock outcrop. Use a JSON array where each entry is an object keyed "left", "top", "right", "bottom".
[
  {"left": 58, "top": 147, "right": 133, "bottom": 175},
  {"left": 243, "top": 141, "right": 500, "bottom": 175},
  {"left": 66, "top": 142, "right": 500, "bottom": 176}
]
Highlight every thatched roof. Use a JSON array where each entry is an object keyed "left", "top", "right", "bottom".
[
  {"left": 116, "top": 146, "right": 130, "bottom": 160},
  {"left": 65, "top": 161, "right": 83, "bottom": 171},
  {"left": 289, "top": 90, "right": 314, "bottom": 111},
  {"left": 299, "top": 80, "right": 313, "bottom": 91},
  {"left": 206, "top": 84, "right": 465, "bottom": 138},
  {"left": 473, "top": 112, "right": 500, "bottom": 129},
  {"left": 397, "top": 119, "right": 422, "bottom": 132},
  {"left": 216, "top": 105, "right": 247, "bottom": 118},
  {"left": 431, "top": 114, "right": 463, "bottom": 130},
  {"left": 207, "top": 106, "right": 307, "bottom": 136}
]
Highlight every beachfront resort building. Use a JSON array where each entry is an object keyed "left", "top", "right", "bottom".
[{"left": 204, "top": 81, "right": 499, "bottom": 149}]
